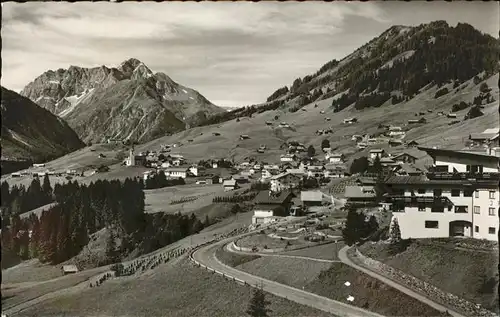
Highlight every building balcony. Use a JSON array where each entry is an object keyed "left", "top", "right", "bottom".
[
  {"left": 385, "top": 195, "right": 454, "bottom": 206},
  {"left": 426, "top": 171, "right": 500, "bottom": 181}
]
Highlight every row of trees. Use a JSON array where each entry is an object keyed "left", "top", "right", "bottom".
[
  {"left": 213, "top": 193, "right": 257, "bottom": 203},
  {"left": 144, "top": 171, "right": 185, "bottom": 190}
]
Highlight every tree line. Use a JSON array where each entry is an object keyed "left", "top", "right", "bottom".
[
  {"left": 1, "top": 175, "right": 53, "bottom": 221},
  {"left": 1, "top": 177, "right": 207, "bottom": 265},
  {"left": 213, "top": 193, "right": 257, "bottom": 203}
]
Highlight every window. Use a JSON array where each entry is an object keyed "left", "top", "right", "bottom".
[
  {"left": 474, "top": 206, "right": 480, "bottom": 214},
  {"left": 454, "top": 206, "right": 468, "bottom": 213},
  {"left": 433, "top": 189, "right": 442, "bottom": 197},
  {"left": 475, "top": 226, "right": 479, "bottom": 233},
  {"left": 451, "top": 189, "right": 461, "bottom": 197},
  {"left": 418, "top": 204, "right": 426, "bottom": 212},
  {"left": 425, "top": 221, "right": 439, "bottom": 229},
  {"left": 489, "top": 191, "right": 496, "bottom": 199},
  {"left": 417, "top": 189, "right": 426, "bottom": 194},
  {"left": 489, "top": 227, "right": 496, "bottom": 235},
  {"left": 475, "top": 191, "right": 479, "bottom": 198},
  {"left": 463, "top": 189, "right": 473, "bottom": 197},
  {"left": 489, "top": 208, "right": 495, "bottom": 216}
]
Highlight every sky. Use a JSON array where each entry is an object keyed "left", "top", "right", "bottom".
[{"left": 2, "top": 2, "right": 499, "bottom": 108}]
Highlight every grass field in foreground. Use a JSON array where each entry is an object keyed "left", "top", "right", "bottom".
[
  {"left": 306, "top": 262, "right": 447, "bottom": 317},
  {"left": 17, "top": 258, "right": 335, "bottom": 317},
  {"left": 236, "top": 256, "right": 332, "bottom": 289},
  {"left": 359, "top": 239, "right": 499, "bottom": 313}
]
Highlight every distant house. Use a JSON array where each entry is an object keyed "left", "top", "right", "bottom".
[
  {"left": 251, "top": 190, "right": 295, "bottom": 224},
  {"left": 392, "top": 152, "right": 417, "bottom": 164},
  {"left": 301, "top": 190, "right": 333, "bottom": 207},
  {"left": 240, "top": 134, "right": 250, "bottom": 140},
  {"left": 165, "top": 167, "right": 188, "bottom": 179},
  {"left": 344, "top": 185, "right": 378, "bottom": 207},
  {"left": 351, "top": 135, "right": 363, "bottom": 141},
  {"left": 143, "top": 170, "right": 155, "bottom": 180},
  {"left": 280, "top": 154, "right": 297, "bottom": 162},
  {"left": 379, "top": 157, "right": 399, "bottom": 167},
  {"left": 326, "top": 153, "right": 345, "bottom": 164},
  {"left": 233, "top": 174, "right": 251, "bottom": 184},
  {"left": 388, "top": 139, "right": 404, "bottom": 147},
  {"left": 447, "top": 113, "right": 457, "bottom": 118},
  {"left": 408, "top": 119, "right": 420, "bottom": 124},
  {"left": 270, "top": 172, "right": 302, "bottom": 192},
  {"left": 266, "top": 121, "right": 273, "bottom": 126},
  {"left": 469, "top": 128, "right": 500, "bottom": 147},
  {"left": 324, "top": 163, "right": 348, "bottom": 179},
  {"left": 388, "top": 126, "right": 405, "bottom": 138},
  {"left": 343, "top": 117, "right": 357, "bottom": 124},
  {"left": 369, "top": 149, "right": 386, "bottom": 160},
  {"left": 61, "top": 265, "right": 79, "bottom": 275},
  {"left": 33, "top": 163, "right": 45, "bottom": 168},
  {"left": 406, "top": 140, "right": 419, "bottom": 148},
  {"left": 278, "top": 122, "right": 290, "bottom": 128},
  {"left": 357, "top": 142, "right": 367, "bottom": 149},
  {"left": 212, "top": 132, "right": 221, "bottom": 136},
  {"left": 223, "top": 179, "right": 238, "bottom": 191},
  {"left": 392, "top": 163, "right": 423, "bottom": 176},
  {"left": 188, "top": 166, "right": 199, "bottom": 177}
]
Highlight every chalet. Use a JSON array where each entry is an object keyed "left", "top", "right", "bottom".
[
  {"left": 280, "top": 154, "right": 297, "bottom": 162},
  {"left": 447, "top": 113, "right": 457, "bottom": 118},
  {"left": 326, "top": 153, "right": 345, "bottom": 164},
  {"left": 367, "top": 138, "right": 379, "bottom": 145},
  {"left": 11, "top": 172, "right": 21, "bottom": 178},
  {"left": 266, "top": 121, "right": 273, "bottom": 126},
  {"left": 469, "top": 128, "right": 499, "bottom": 147},
  {"left": 388, "top": 126, "right": 405, "bottom": 138},
  {"left": 379, "top": 157, "right": 399, "bottom": 167},
  {"left": 392, "top": 152, "right": 418, "bottom": 164},
  {"left": 212, "top": 132, "right": 221, "bottom": 136},
  {"left": 351, "top": 135, "right": 363, "bottom": 141},
  {"left": 325, "top": 117, "right": 331, "bottom": 121},
  {"left": 33, "top": 163, "right": 45, "bottom": 168},
  {"left": 61, "top": 265, "right": 79, "bottom": 275},
  {"left": 369, "top": 149, "right": 386, "bottom": 160},
  {"left": 320, "top": 110, "right": 325, "bottom": 114},
  {"left": 259, "top": 145, "right": 267, "bottom": 150},
  {"left": 384, "top": 174, "right": 499, "bottom": 241},
  {"left": 355, "top": 177, "right": 378, "bottom": 186},
  {"left": 301, "top": 190, "right": 333, "bottom": 207},
  {"left": 322, "top": 147, "right": 332, "bottom": 153},
  {"left": 251, "top": 190, "right": 295, "bottom": 224},
  {"left": 437, "top": 111, "right": 445, "bottom": 116},
  {"left": 324, "top": 164, "right": 348, "bottom": 179},
  {"left": 408, "top": 119, "right": 420, "bottom": 124},
  {"left": 389, "top": 139, "right": 404, "bottom": 147},
  {"left": 98, "top": 153, "right": 106, "bottom": 158},
  {"left": 223, "top": 179, "right": 238, "bottom": 191},
  {"left": 419, "top": 146, "right": 500, "bottom": 174},
  {"left": 307, "top": 165, "right": 324, "bottom": 178},
  {"left": 278, "top": 122, "right": 290, "bottom": 128},
  {"left": 406, "top": 140, "right": 420, "bottom": 148},
  {"left": 343, "top": 117, "right": 357, "bottom": 124},
  {"left": 270, "top": 172, "right": 302, "bottom": 192},
  {"left": 345, "top": 185, "right": 378, "bottom": 207},
  {"left": 239, "top": 134, "right": 250, "bottom": 140},
  {"left": 165, "top": 167, "right": 188, "bottom": 179},
  {"left": 233, "top": 174, "right": 251, "bottom": 184},
  {"left": 357, "top": 142, "right": 367, "bottom": 149}
]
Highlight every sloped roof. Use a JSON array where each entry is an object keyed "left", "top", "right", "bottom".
[
  {"left": 223, "top": 179, "right": 236, "bottom": 186},
  {"left": 392, "top": 152, "right": 418, "bottom": 160},
  {"left": 62, "top": 265, "right": 78, "bottom": 272},
  {"left": 254, "top": 190, "right": 294, "bottom": 204},
  {"left": 300, "top": 190, "right": 325, "bottom": 202}
]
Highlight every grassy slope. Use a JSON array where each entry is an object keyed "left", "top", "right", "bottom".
[
  {"left": 15, "top": 258, "right": 334, "bottom": 317},
  {"left": 359, "top": 240, "right": 500, "bottom": 312},
  {"left": 279, "top": 241, "right": 346, "bottom": 261},
  {"left": 306, "top": 262, "right": 446, "bottom": 317}
]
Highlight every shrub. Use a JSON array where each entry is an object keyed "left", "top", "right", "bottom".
[
  {"left": 434, "top": 87, "right": 449, "bottom": 99},
  {"left": 451, "top": 101, "right": 469, "bottom": 112}
]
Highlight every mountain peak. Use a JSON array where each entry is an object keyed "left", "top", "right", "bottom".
[{"left": 119, "top": 58, "right": 143, "bottom": 69}]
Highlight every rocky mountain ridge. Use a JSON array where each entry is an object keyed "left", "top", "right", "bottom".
[{"left": 21, "top": 58, "right": 225, "bottom": 144}]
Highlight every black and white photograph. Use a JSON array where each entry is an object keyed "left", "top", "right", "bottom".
[{"left": 1, "top": 1, "right": 499, "bottom": 317}]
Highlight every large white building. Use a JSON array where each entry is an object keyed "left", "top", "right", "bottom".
[{"left": 385, "top": 147, "right": 500, "bottom": 241}]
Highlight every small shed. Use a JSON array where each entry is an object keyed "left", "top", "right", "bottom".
[{"left": 61, "top": 265, "right": 79, "bottom": 275}]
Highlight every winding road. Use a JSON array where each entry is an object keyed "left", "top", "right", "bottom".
[{"left": 192, "top": 237, "right": 385, "bottom": 317}]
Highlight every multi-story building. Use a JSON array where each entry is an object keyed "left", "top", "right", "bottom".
[
  {"left": 269, "top": 172, "right": 302, "bottom": 192},
  {"left": 384, "top": 147, "right": 500, "bottom": 241}
]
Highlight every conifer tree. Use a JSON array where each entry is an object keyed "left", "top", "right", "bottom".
[
  {"left": 247, "top": 287, "right": 271, "bottom": 317},
  {"left": 42, "top": 174, "right": 53, "bottom": 203}
]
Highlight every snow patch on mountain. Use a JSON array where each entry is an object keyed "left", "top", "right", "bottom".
[
  {"left": 8, "top": 129, "right": 32, "bottom": 148},
  {"left": 59, "top": 88, "right": 94, "bottom": 117}
]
